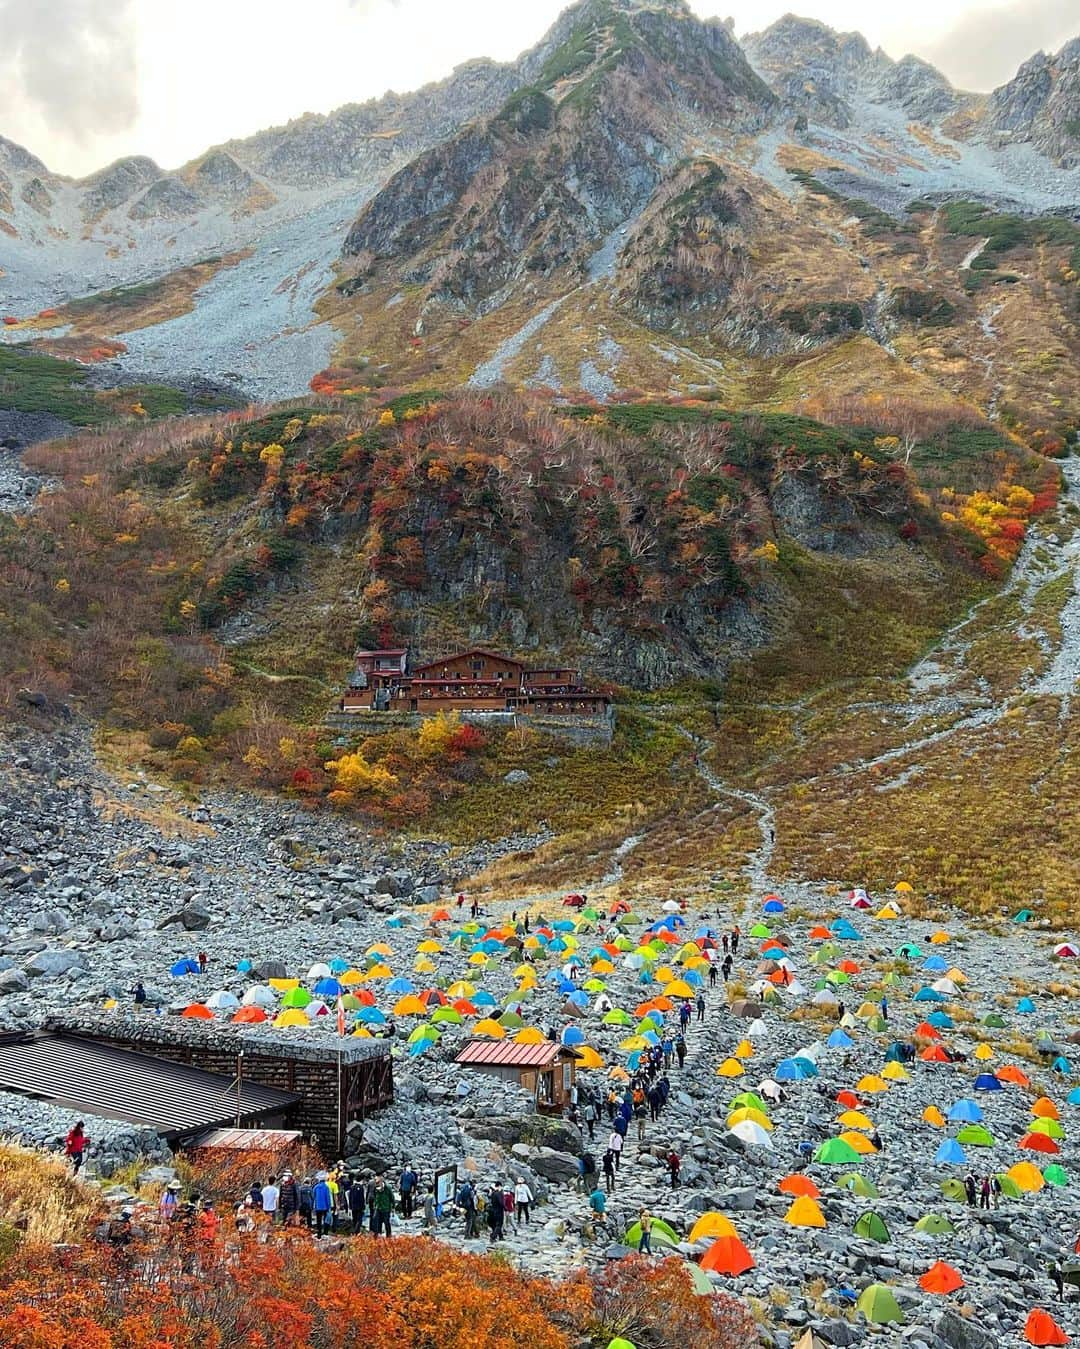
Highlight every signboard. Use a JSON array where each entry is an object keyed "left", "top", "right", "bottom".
[{"left": 434, "top": 1164, "right": 458, "bottom": 1216}]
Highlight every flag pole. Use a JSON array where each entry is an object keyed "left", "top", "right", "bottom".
[{"left": 336, "top": 996, "right": 345, "bottom": 1157}]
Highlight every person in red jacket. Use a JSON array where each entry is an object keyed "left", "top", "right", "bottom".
[{"left": 65, "top": 1121, "right": 87, "bottom": 1174}]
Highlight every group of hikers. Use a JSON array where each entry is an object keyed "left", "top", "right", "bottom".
[
  {"left": 233, "top": 1166, "right": 426, "bottom": 1237},
  {"left": 964, "top": 1172, "right": 1002, "bottom": 1209}
]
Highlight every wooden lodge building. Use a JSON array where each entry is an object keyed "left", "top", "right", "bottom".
[{"left": 341, "top": 648, "right": 610, "bottom": 719}]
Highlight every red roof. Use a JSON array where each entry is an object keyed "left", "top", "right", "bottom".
[
  {"left": 355, "top": 649, "right": 407, "bottom": 657},
  {"left": 455, "top": 1040, "right": 579, "bottom": 1069}
]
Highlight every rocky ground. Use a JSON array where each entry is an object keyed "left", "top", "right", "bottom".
[{"left": 0, "top": 716, "right": 1077, "bottom": 1348}]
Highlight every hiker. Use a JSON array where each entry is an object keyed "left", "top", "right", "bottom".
[
  {"left": 312, "top": 1174, "right": 332, "bottom": 1237},
  {"left": 261, "top": 1175, "right": 280, "bottom": 1225},
  {"left": 836, "top": 1000, "right": 845, "bottom": 1022},
  {"left": 514, "top": 1178, "right": 533, "bottom": 1226},
  {"left": 197, "top": 1200, "right": 219, "bottom": 1244},
  {"left": 722, "top": 955, "right": 733, "bottom": 982},
  {"left": 132, "top": 980, "right": 147, "bottom": 1007},
  {"left": 696, "top": 993, "right": 705, "bottom": 1023},
  {"left": 648, "top": 1084, "right": 662, "bottom": 1121},
  {"left": 399, "top": 1162, "right": 418, "bottom": 1219},
  {"left": 731, "top": 925, "right": 740, "bottom": 954},
  {"left": 421, "top": 1187, "right": 436, "bottom": 1231},
  {"left": 278, "top": 1171, "right": 299, "bottom": 1225},
  {"left": 64, "top": 1121, "right": 87, "bottom": 1175},
  {"left": 979, "top": 1175, "right": 992, "bottom": 1210},
  {"left": 298, "top": 1176, "right": 314, "bottom": 1228},
  {"left": 487, "top": 1185, "right": 504, "bottom": 1242},
  {"left": 1049, "top": 1260, "right": 1065, "bottom": 1300},
  {"left": 159, "top": 1180, "right": 181, "bottom": 1221},
  {"left": 106, "top": 1208, "right": 134, "bottom": 1248},
  {"left": 721, "top": 933, "right": 730, "bottom": 955},
  {"left": 458, "top": 1178, "right": 480, "bottom": 1238},
  {"left": 662, "top": 1034, "right": 673, "bottom": 1069},
  {"left": 964, "top": 1173, "right": 977, "bottom": 1206},
  {"left": 582, "top": 1097, "right": 597, "bottom": 1140},
  {"left": 578, "top": 1152, "right": 596, "bottom": 1192},
  {"left": 870, "top": 1130, "right": 883, "bottom": 1152},
  {"left": 679, "top": 1000, "right": 691, "bottom": 1031},
  {"left": 470, "top": 898, "right": 480, "bottom": 919},
  {"left": 588, "top": 1184, "right": 607, "bottom": 1223},
  {"left": 667, "top": 1150, "right": 681, "bottom": 1189},
  {"left": 234, "top": 1197, "right": 256, "bottom": 1234},
  {"left": 371, "top": 1178, "right": 393, "bottom": 1237},
  {"left": 880, "top": 995, "right": 889, "bottom": 1022},
  {"left": 638, "top": 1208, "right": 653, "bottom": 1255},
  {"left": 602, "top": 1150, "right": 617, "bottom": 1193},
  {"left": 635, "top": 1096, "right": 647, "bottom": 1141},
  {"left": 992, "top": 1175, "right": 1002, "bottom": 1208},
  {"left": 709, "top": 963, "right": 718, "bottom": 988},
  {"left": 675, "top": 1035, "right": 686, "bottom": 1069},
  {"left": 347, "top": 1176, "right": 366, "bottom": 1233},
  {"left": 608, "top": 1129, "right": 623, "bottom": 1170},
  {"left": 197, "top": 951, "right": 208, "bottom": 975}
]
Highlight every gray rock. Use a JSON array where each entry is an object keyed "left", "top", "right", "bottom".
[{"left": 23, "top": 949, "right": 87, "bottom": 977}]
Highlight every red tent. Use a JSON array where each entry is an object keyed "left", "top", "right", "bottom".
[
  {"left": 778, "top": 1174, "right": 821, "bottom": 1198},
  {"left": 1019, "top": 1132, "right": 1060, "bottom": 1155},
  {"left": 1025, "top": 1308, "right": 1069, "bottom": 1346},
  {"left": 836, "top": 1090, "right": 860, "bottom": 1109},
  {"left": 700, "top": 1235, "right": 755, "bottom": 1276},
  {"left": 919, "top": 1261, "right": 964, "bottom": 1295},
  {"left": 231, "top": 1006, "right": 268, "bottom": 1024}
]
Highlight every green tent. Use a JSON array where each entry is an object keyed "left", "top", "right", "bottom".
[
  {"left": 940, "top": 1178, "right": 968, "bottom": 1202},
  {"left": 603, "top": 1009, "right": 634, "bottom": 1026},
  {"left": 856, "top": 1284, "right": 905, "bottom": 1325},
  {"left": 982, "top": 1012, "right": 1006, "bottom": 1028},
  {"left": 837, "top": 1172, "right": 879, "bottom": 1198},
  {"left": 854, "top": 1211, "right": 890, "bottom": 1243},
  {"left": 497, "top": 1010, "right": 524, "bottom": 1028},
  {"left": 431, "top": 1006, "right": 464, "bottom": 1024},
  {"left": 730, "top": 1091, "right": 768, "bottom": 1113},
  {"left": 956, "top": 1124, "right": 994, "bottom": 1147},
  {"left": 1042, "top": 1165, "right": 1069, "bottom": 1188},
  {"left": 814, "top": 1138, "right": 862, "bottom": 1165},
  {"left": 914, "top": 1213, "right": 954, "bottom": 1235},
  {"left": 607, "top": 1340, "right": 637, "bottom": 1349},
  {"left": 865, "top": 1015, "right": 889, "bottom": 1032},
  {"left": 995, "top": 1173, "right": 1023, "bottom": 1199},
  {"left": 687, "top": 1263, "right": 715, "bottom": 1296},
  {"left": 1013, "top": 909, "right": 1035, "bottom": 923},
  {"left": 281, "top": 986, "right": 312, "bottom": 1008},
  {"left": 624, "top": 1217, "right": 679, "bottom": 1248}
]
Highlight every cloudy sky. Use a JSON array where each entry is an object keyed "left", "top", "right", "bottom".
[{"left": 2, "top": 0, "right": 1076, "bottom": 177}]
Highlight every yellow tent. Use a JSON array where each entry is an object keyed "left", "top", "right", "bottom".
[
  {"left": 923, "top": 1105, "right": 946, "bottom": 1128},
  {"left": 784, "top": 1197, "right": 827, "bottom": 1228},
  {"left": 273, "top": 1008, "right": 310, "bottom": 1028},
  {"left": 856, "top": 1002, "right": 878, "bottom": 1018},
  {"left": 620, "top": 1035, "right": 649, "bottom": 1051},
  {"left": 413, "top": 956, "right": 436, "bottom": 974},
  {"left": 837, "top": 1110, "right": 874, "bottom": 1130},
  {"left": 366, "top": 943, "right": 392, "bottom": 956},
  {"left": 338, "top": 968, "right": 364, "bottom": 986},
  {"left": 894, "top": 881, "right": 914, "bottom": 893},
  {"left": 473, "top": 1019, "right": 506, "bottom": 1038},
  {"left": 591, "top": 959, "right": 615, "bottom": 974},
  {"left": 663, "top": 980, "right": 694, "bottom": 999},
  {"left": 366, "top": 963, "right": 392, "bottom": 979},
  {"left": 467, "top": 952, "right": 489, "bottom": 966},
  {"left": 417, "top": 940, "right": 442, "bottom": 953},
  {"left": 688, "top": 1212, "right": 738, "bottom": 1243},
  {"left": 857, "top": 1075, "right": 889, "bottom": 1093},
  {"left": 945, "top": 967, "right": 967, "bottom": 984},
  {"left": 448, "top": 981, "right": 476, "bottom": 997},
  {"left": 727, "top": 1107, "right": 773, "bottom": 1131},
  {"left": 881, "top": 1062, "right": 910, "bottom": 1082},
  {"left": 393, "top": 995, "right": 427, "bottom": 1016},
  {"left": 1006, "top": 1162, "right": 1044, "bottom": 1192},
  {"left": 655, "top": 966, "right": 675, "bottom": 983},
  {"left": 715, "top": 1058, "right": 745, "bottom": 1078},
  {"left": 352, "top": 1027, "right": 373, "bottom": 1038},
  {"left": 973, "top": 1043, "right": 994, "bottom": 1061},
  {"left": 838, "top": 1130, "right": 876, "bottom": 1155},
  {"left": 874, "top": 907, "right": 899, "bottom": 920},
  {"left": 576, "top": 1046, "right": 605, "bottom": 1070},
  {"left": 515, "top": 1027, "right": 546, "bottom": 1044},
  {"left": 735, "top": 1039, "right": 754, "bottom": 1059},
  {"left": 269, "top": 977, "right": 299, "bottom": 991},
  {"left": 930, "top": 931, "right": 951, "bottom": 944},
  {"left": 608, "top": 1066, "right": 630, "bottom": 1081}
]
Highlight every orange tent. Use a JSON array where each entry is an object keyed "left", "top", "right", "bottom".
[
  {"left": 921, "top": 1046, "right": 951, "bottom": 1062},
  {"left": 231, "top": 1006, "right": 268, "bottom": 1024},
  {"left": 1025, "top": 1309, "right": 1069, "bottom": 1346},
  {"left": 700, "top": 1234, "right": 755, "bottom": 1275},
  {"left": 809, "top": 926, "right": 833, "bottom": 940},
  {"left": 784, "top": 1197, "right": 827, "bottom": 1228},
  {"left": 998, "top": 1065, "right": 1031, "bottom": 1087},
  {"left": 836, "top": 1090, "right": 860, "bottom": 1109},
  {"left": 182, "top": 1003, "right": 213, "bottom": 1019},
  {"left": 919, "top": 1261, "right": 964, "bottom": 1295},
  {"left": 636, "top": 997, "right": 672, "bottom": 1015},
  {"left": 778, "top": 1174, "right": 821, "bottom": 1198},
  {"left": 1031, "top": 1097, "right": 1059, "bottom": 1120},
  {"left": 839, "top": 960, "right": 861, "bottom": 974},
  {"left": 432, "top": 908, "right": 450, "bottom": 922},
  {"left": 915, "top": 1021, "right": 942, "bottom": 1040},
  {"left": 1019, "top": 1132, "right": 1060, "bottom": 1155}
]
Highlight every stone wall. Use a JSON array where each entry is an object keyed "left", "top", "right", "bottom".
[{"left": 324, "top": 708, "right": 614, "bottom": 746}]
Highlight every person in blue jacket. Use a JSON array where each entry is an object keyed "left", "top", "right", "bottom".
[{"left": 312, "top": 1173, "right": 333, "bottom": 1238}]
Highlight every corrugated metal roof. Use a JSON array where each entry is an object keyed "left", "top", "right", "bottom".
[
  {"left": 0, "top": 1034, "right": 300, "bottom": 1139},
  {"left": 455, "top": 1040, "right": 578, "bottom": 1069},
  {"left": 195, "top": 1127, "right": 303, "bottom": 1150}
]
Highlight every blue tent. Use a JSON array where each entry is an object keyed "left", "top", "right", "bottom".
[
  {"left": 329, "top": 958, "right": 349, "bottom": 974},
  {"left": 355, "top": 1006, "right": 386, "bottom": 1024},
  {"left": 927, "top": 1011, "right": 954, "bottom": 1029},
  {"left": 947, "top": 1099, "right": 983, "bottom": 1122},
  {"left": 640, "top": 1029, "right": 660, "bottom": 1046},
  {"left": 974, "top": 1073, "right": 1002, "bottom": 1091},
  {"left": 1067, "top": 1087, "right": 1080, "bottom": 1106},
  {"left": 638, "top": 969, "right": 655, "bottom": 984},
  {"left": 386, "top": 977, "right": 415, "bottom": 995},
  {"left": 626, "top": 1051, "right": 643, "bottom": 1071},
  {"left": 566, "top": 990, "right": 589, "bottom": 1008},
  {"left": 914, "top": 987, "right": 946, "bottom": 1002},
  {"left": 314, "top": 977, "right": 343, "bottom": 998},
  {"left": 922, "top": 955, "right": 948, "bottom": 971},
  {"left": 557, "top": 978, "right": 576, "bottom": 995},
  {"left": 236, "top": 959, "right": 253, "bottom": 973},
  {"left": 170, "top": 958, "right": 199, "bottom": 977},
  {"left": 473, "top": 991, "right": 497, "bottom": 1007},
  {"left": 552, "top": 920, "right": 576, "bottom": 932},
  {"left": 935, "top": 1139, "right": 966, "bottom": 1165},
  {"left": 832, "top": 921, "right": 861, "bottom": 940},
  {"left": 883, "top": 1042, "right": 909, "bottom": 1062},
  {"left": 776, "top": 1056, "right": 818, "bottom": 1081},
  {"left": 1016, "top": 997, "right": 1036, "bottom": 1014},
  {"left": 408, "top": 1038, "right": 432, "bottom": 1057},
  {"left": 1051, "top": 1056, "right": 1072, "bottom": 1075},
  {"left": 828, "top": 1029, "right": 854, "bottom": 1048},
  {"left": 763, "top": 899, "right": 784, "bottom": 913},
  {"left": 562, "top": 1026, "right": 585, "bottom": 1046}
]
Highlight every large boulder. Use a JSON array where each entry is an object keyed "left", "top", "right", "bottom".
[
  {"left": 0, "top": 968, "right": 31, "bottom": 994},
  {"left": 529, "top": 1148, "right": 580, "bottom": 1184},
  {"left": 23, "top": 949, "right": 87, "bottom": 978}
]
